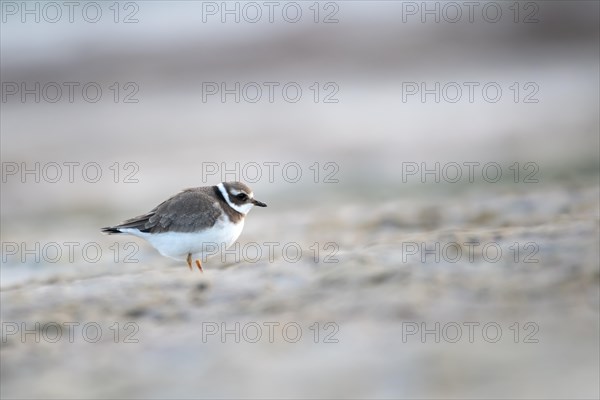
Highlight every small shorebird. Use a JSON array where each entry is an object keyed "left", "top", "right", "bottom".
[{"left": 101, "top": 182, "right": 266, "bottom": 272}]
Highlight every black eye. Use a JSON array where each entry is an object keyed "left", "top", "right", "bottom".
[{"left": 236, "top": 193, "right": 248, "bottom": 201}]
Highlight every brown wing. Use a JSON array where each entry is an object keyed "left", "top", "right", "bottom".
[{"left": 107, "top": 187, "right": 222, "bottom": 234}]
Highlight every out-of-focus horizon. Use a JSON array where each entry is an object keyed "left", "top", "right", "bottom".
[{"left": 2, "top": 1, "right": 598, "bottom": 220}]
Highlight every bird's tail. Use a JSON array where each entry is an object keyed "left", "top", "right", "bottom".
[{"left": 101, "top": 227, "right": 122, "bottom": 234}]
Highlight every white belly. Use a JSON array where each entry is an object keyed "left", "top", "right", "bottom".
[{"left": 120, "top": 217, "right": 244, "bottom": 261}]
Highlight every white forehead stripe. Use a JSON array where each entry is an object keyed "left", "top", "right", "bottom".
[
  {"left": 230, "top": 188, "right": 253, "bottom": 197},
  {"left": 217, "top": 183, "right": 253, "bottom": 215}
]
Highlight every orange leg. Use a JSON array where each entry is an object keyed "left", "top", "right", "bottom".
[
  {"left": 186, "top": 253, "right": 193, "bottom": 271},
  {"left": 195, "top": 259, "right": 204, "bottom": 273}
]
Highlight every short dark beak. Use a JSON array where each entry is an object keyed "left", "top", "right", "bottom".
[{"left": 252, "top": 199, "right": 267, "bottom": 207}]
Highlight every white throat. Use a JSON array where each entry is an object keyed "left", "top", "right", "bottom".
[{"left": 217, "top": 183, "right": 253, "bottom": 215}]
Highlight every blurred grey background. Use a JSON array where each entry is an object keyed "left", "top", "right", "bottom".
[
  {"left": 1, "top": 1, "right": 599, "bottom": 399},
  {"left": 1, "top": 0, "right": 598, "bottom": 217}
]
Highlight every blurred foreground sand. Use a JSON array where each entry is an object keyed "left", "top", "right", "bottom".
[{"left": 1, "top": 180, "right": 598, "bottom": 399}]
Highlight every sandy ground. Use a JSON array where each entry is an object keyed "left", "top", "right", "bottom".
[{"left": 1, "top": 180, "right": 598, "bottom": 399}]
